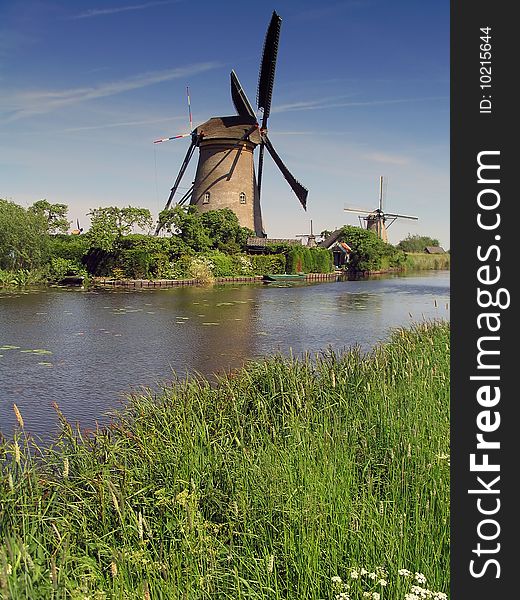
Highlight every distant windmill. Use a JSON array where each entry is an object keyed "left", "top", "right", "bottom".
[
  {"left": 344, "top": 176, "right": 418, "bottom": 242},
  {"left": 296, "top": 220, "right": 317, "bottom": 247},
  {"left": 70, "top": 219, "right": 83, "bottom": 235},
  {"left": 153, "top": 10, "right": 308, "bottom": 237}
]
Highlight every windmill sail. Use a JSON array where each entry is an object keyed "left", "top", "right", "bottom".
[
  {"left": 256, "top": 11, "right": 282, "bottom": 122},
  {"left": 262, "top": 133, "right": 308, "bottom": 209},
  {"left": 231, "top": 70, "right": 256, "bottom": 118}
]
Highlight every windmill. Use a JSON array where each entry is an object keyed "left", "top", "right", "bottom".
[
  {"left": 153, "top": 11, "right": 308, "bottom": 237},
  {"left": 70, "top": 219, "right": 83, "bottom": 235},
  {"left": 344, "top": 176, "right": 418, "bottom": 242},
  {"left": 296, "top": 220, "right": 317, "bottom": 247}
]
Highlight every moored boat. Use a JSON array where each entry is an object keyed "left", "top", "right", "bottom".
[
  {"left": 58, "top": 275, "right": 85, "bottom": 286},
  {"left": 262, "top": 273, "right": 306, "bottom": 282}
]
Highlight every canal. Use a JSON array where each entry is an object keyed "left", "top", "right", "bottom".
[{"left": 0, "top": 271, "right": 449, "bottom": 438}]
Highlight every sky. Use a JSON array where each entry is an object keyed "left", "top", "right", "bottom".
[{"left": 0, "top": 0, "right": 449, "bottom": 248}]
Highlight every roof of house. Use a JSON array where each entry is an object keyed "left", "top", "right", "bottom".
[
  {"left": 318, "top": 229, "right": 343, "bottom": 248},
  {"left": 424, "top": 246, "right": 446, "bottom": 254},
  {"left": 246, "top": 237, "right": 302, "bottom": 247}
]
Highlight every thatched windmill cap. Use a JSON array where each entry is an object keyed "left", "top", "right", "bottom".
[{"left": 195, "top": 116, "right": 262, "bottom": 144}]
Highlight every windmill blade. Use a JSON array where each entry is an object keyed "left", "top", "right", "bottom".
[
  {"left": 256, "top": 10, "right": 282, "bottom": 125},
  {"left": 262, "top": 132, "right": 308, "bottom": 209},
  {"left": 257, "top": 142, "right": 267, "bottom": 204},
  {"left": 154, "top": 137, "right": 197, "bottom": 235},
  {"left": 384, "top": 212, "right": 419, "bottom": 220},
  {"left": 344, "top": 207, "right": 377, "bottom": 215},
  {"left": 230, "top": 70, "right": 256, "bottom": 118},
  {"left": 154, "top": 132, "right": 191, "bottom": 144}
]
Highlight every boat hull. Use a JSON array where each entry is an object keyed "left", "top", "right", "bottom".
[{"left": 262, "top": 273, "right": 306, "bottom": 282}]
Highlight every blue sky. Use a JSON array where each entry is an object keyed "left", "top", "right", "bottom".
[{"left": 0, "top": 0, "right": 449, "bottom": 247}]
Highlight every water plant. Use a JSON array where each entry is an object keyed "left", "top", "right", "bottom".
[{"left": 0, "top": 321, "right": 450, "bottom": 599}]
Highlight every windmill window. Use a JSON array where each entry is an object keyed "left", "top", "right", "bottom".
[
  {"left": 202, "top": 192, "right": 210, "bottom": 204},
  {"left": 239, "top": 192, "right": 247, "bottom": 204}
]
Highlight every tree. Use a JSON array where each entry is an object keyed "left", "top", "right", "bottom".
[
  {"left": 338, "top": 225, "right": 405, "bottom": 272},
  {"left": 158, "top": 207, "right": 253, "bottom": 253},
  {"left": 29, "top": 199, "right": 70, "bottom": 234},
  {"left": 0, "top": 199, "right": 49, "bottom": 270},
  {"left": 397, "top": 234, "right": 440, "bottom": 253},
  {"left": 200, "top": 208, "right": 253, "bottom": 253},
  {"left": 87, "top": 206, "right": 153, "bottom": 251}
]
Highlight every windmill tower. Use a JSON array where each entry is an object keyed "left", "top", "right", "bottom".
[
  {"left": 344, "top": 176, "right": 418, "bottom": 241},
  {"left": 154, "top": 11, "right": 308, "bottom": 236},
  {"left": 296, "top": 220, "right": 317, "bottom": 247}
]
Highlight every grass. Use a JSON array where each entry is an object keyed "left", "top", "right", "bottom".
[
  {"left": 0, "top": 322, "right": 450, "bottom": 599},
  {"left": 404, "top": 253, "right": 450, "bottom": 271}
]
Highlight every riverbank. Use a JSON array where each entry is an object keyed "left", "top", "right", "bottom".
[
  {"left": 91, "top": 272, "right": 340, "bottom": 287},
  {"left": 1, "top": 321, "right": 449, "bottom": 599}
]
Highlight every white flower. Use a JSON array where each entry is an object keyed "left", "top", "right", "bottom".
[
  {"left": 335, "top": 593, "right": 350, "bottom": 600},
  {"left": 360, "top": 568, "right": 368, "bottom": 575},
  {"left": 350, "top": 570, "right": 360, "bottom": 579},
  {"left": 399, "top": 568, "right": 412, "bottom": 577},
  {"left": 411, "top": 585, "right": 431, "bottom": 598},
  {"left": 368, "top": 572, "right": 377, "bottom": 580},
  {"left": 378, "top": 579, "right": 387, "bottom": 586},
  {"left": 372, "top": 593, "right": 380, "bottom": 600},
  {"left": 332, "top": 575, "right": 343, "bottom": 584},
  {"left": 433, "top": 593, "right": 447, "bottom": 600},
  {"left": 415, "top": 572, "right": 427, "bottom": 584},
  {"left": 405, "top": 595, "right": 419, "bottom": 600}
]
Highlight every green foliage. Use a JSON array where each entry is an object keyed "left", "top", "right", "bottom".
[
  {"left": 120, "top": 248, "right": 151, "bottom": 279},
  {"left": 404, "top": 252, "right": 451, "bottom": 271},
  {"left": 0, "top": 199, "right": 50, "bottom": 270},
  {"left": 249, "top": 253, "right": 286, "bottom": 275},
  {"left": 29, "top": 199, "right": 70, "bottom": 234},
  {"left": 0, "top": 268, "right": 16, "bottom": 286},
  {"left": 397, "top": 234, "right": 441, "bottom": 253},
  {"left": 339, "top": 225, "right": 406, "bottom": 272},
  {"left": 87, "top": 206, "right": 153, "bottom": 251},
  {"left": 83, "top": 248, "right": 117, "bottom": 277},
  {"left": 48, "top": 234, "right": 90, "bottom": 263},
  {"left": 158, "top": 206, "right": 253, "bottom": 253},
  {"left": 285, "top": 246, "right": 334, "bottom": 274},
  {"left": 48, "top": 258, "right": 88, "bottom": 282}
]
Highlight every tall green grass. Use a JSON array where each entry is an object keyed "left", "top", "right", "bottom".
[
  {"left": 0, "top": 322, "right": 450, "bottom": 599},
  {"left": 404, "top": 253, "right": 450, "bottom": 271}
]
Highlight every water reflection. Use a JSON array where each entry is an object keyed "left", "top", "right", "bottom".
[{"left": 0, "top": 272, "right": 449, "bottom": 438}]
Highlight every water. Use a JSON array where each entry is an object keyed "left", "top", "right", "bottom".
[{"left": 0, "top": 271, "right": 449, "bottom": 438}]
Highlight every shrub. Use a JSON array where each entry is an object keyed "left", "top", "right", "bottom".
[
  {"left": 187, "top": 256, "right": 214, "bottom": 283},
  {"left": 285, "top": 246, "right": 334, "bottom": 274},
  {"left": 120, "top": 248, "right": 151, "bottom": 279},
  {"left": 249, "top": 253, "right": 286, "bottom": 275},
  {"left": 48, "top": 235, "right": 90, "bottom": 263},
  {"left": 48, "top": 257, "right": 87, "bottom": 282}
]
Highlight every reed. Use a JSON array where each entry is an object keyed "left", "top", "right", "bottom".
[
  {"left": 0, "top": 322, "right": 450, "bottom": 599},
  {"left": 404, "top": 253, "right": 450, "bottom": 271}
]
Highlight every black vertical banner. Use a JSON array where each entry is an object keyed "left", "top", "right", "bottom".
[{"left": 451, "top": 1, "right": 516, "bottom": 598}]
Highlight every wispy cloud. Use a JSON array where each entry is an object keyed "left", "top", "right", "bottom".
[
  {"left": 272, "top": 96, "right": 448, "bottom": 115},
  {"left": 69, "top": 1, "right": 176, "bottom": 20},
  {"left": 60, "top": 116, "right": 184, "bottom": 133},
  {"left": 1, "top": 62, "right": 220, "bottom": 121}
]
